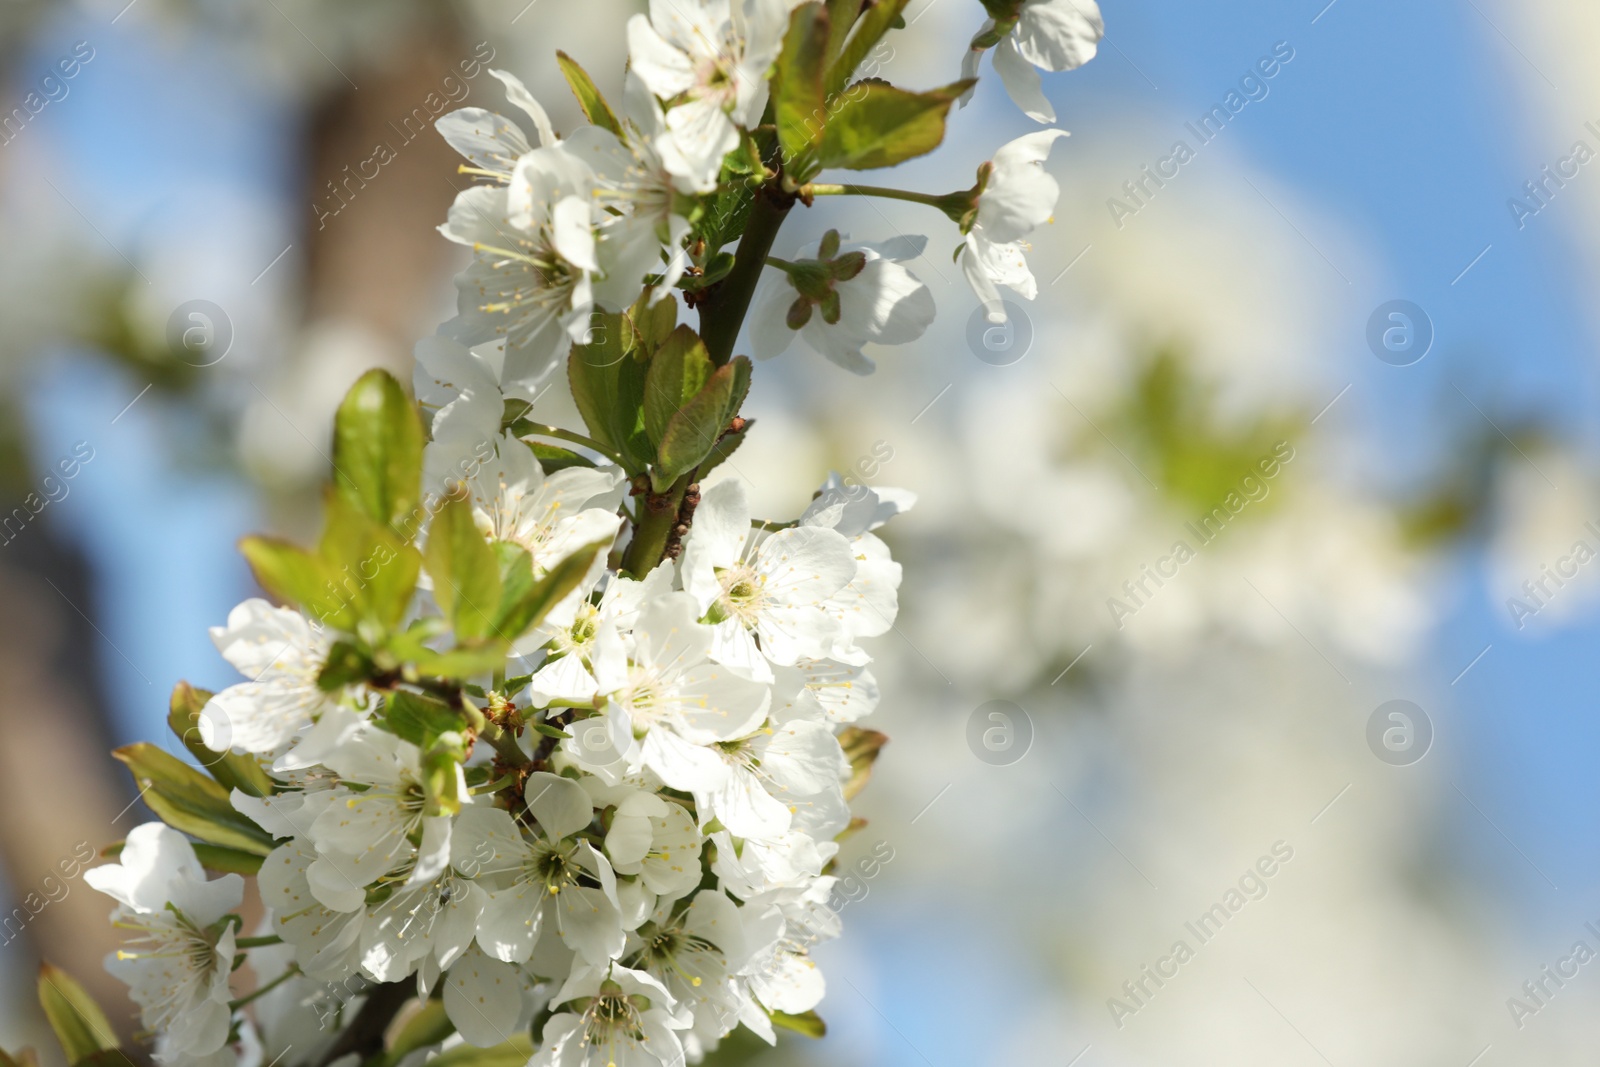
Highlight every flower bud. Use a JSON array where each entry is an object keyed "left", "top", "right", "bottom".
[
  {"left": 787, "top": 296, "right": 813, "bottom": 330},
  {"left": 820, "top": 290, "right": 842, "bottom": 326}
]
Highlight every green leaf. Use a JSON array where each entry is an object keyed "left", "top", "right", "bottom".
[
  {"left": 771, "top": 1009, "right": 827, "bottom": 1038},
  {"left": 697, "top": 418, "right": 751, "bottom": 482},
  {"left": 317, "top": 639, "right": 374, "bottom": 691},
  {"left": 568, "top": 314, "right": 653, "bottom": 472},
  {"left": 167, "top": 682, "right": 273, "bottom": 798},
  {"left": 318, "top": 491, "right": 423, "bottom": 633},
  {"left": 528, "top": 720, "right": 572, "bottom": 739},
  {"left": 333, "top": 369, "right": 424, "bottom": 533},
  {"left": 190, "top": 842, "right": 265, "bottom": 874},
  {"left": 643, "top": 326, "right": 715, "bottom": 447},
  {"left": 377, "top": 999, "right": 455, "bottom": 1067},
  {"left": 628, "top": 288, "right": 679, "bottom": 354},
  {"left": 239, "top": 536, "right": 353, "bottom": 630},
  {"left": 818, "top": 78, "right": 973, "bottom": 171},
  {"left": 424, "top": 496, "right": 503, "bottom": 642},
  {"left": 424, "top": 1035, "right": 533, "bottom": 1067},
  {"left": 525, "top": 440, "right": 596, "bottom": 472},
  {"left": 406, "top": 644, "right": 512, "bottom": 679},
  {"left": 38, "top": 965, "right": 118, "bottom": 1062},
  {"left": 656, "top": 357, "right": 750, "bottom": 485},
  {"left": 383, "top": 691, "right": 464, "bottom": 750},
  {"left": 824, "top": 0, "right": 911, "bottom": 97},
  {"left": 837, "top": 725, "right": 887, "bottom": 801},
  {"left": 772, "top": 3, "right": 830, "bottom": 179},
  {"left": 825, "top": 0, "right": 863, "bottom": 61},
  {"left": 495, "top": 540, "right": 608, "bottom": 640},
  {"left": 697, "top": 184, "right": 755, "bottom": 255},
  {"left": 421, "top": 732, "right": 469, "bottom": 817},
  {"left": 556, "top": 51, "right": 622, "bottom": 135},
  {"left": 113, "top": 744, "right": 276, "bottom": 856}
]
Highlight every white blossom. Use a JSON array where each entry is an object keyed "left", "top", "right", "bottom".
[
  {"left": 627, "top": 0, "right": 790, "bottom": 190},
  {"left": 962, "top": 129, "right": 1071, "bottom": 323},
  {"left": 85, "top": 824, "right": 243, "bottom": 1062},
  {"left": 680, "top": 479, "right": 858, "bottom": 680},
  {"left": 961, "top": 0, "right": 1104, "bottom": 123}
]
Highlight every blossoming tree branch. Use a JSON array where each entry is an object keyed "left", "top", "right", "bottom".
[{"left": 27, "top": 1, "right": 1102, "bottom": 1064}]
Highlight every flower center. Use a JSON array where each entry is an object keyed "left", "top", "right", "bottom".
[{"left": 714, "top": 563, "right": 767, "bottom": 627}]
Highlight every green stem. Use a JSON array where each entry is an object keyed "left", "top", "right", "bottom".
[
  {"left": 516, "top": 421, "right": 627, "bottom": 467},
  {"left": 621, "top": 473, "right": 692, "bottom": 578},
  {"left": 698, "top": 189, "right": 794, "bottom": 367},
  {"left": 229, "top": 965, "right": 297, "bottom": 1009},
  {"left": 765, "top": 256, "right": 799, "bottom": 274},
  {"left": 235, "top": 934, "right": 283, "bottom": 949},
  {"left": 807, "top": 183, "right": 945, "bottom": 207}
]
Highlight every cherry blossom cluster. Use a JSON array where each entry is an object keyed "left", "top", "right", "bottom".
[{"left": 70, "top": 1, "right": 1104, "bottom": 1064}]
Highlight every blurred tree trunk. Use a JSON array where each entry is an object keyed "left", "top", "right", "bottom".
[
  {"left": 0, "top": 516, "right": 136, "bottom": 1037},
  {"left": 302, "top": 12, "right": 471, "bottom": 370}
]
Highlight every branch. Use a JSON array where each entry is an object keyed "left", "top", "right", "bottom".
[
  {"left": 697, "top": 187, "right": 794, "bottom": 367},
  {"left": 313, "top": 981, "right": 414, "bottom": 1067}
]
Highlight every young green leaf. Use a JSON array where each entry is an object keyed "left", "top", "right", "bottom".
[
  {"left": 643, "top": 325, "right": 715, "bottom": 447},
  {"left": 190, "top": 842, "right": 266, "bottom": 875},
  {"left": 239, "top": 536, "right": 354, "bottom": 630},
  {"left": 424, "top": 496, "right": 503, "bottom": 642},
  {"left": 697, "top": 418, "right": 751, "bottom": 482},
  {"left": 819, "top": 79, "right": 974, "bottom": 171},
  {"left": 837, "top": 725, "right": 888, "bottom": 801},
  {"left": 568, "top": 315, "right": 653, "bottom": 472},
  {"left": 494, "top": 540, "right": 609, "bottom": 640},
  {"left": 656, "top": 357, "right": 751, "bottom": 486},
  {"left": 423, "top": 1035, "right": 533, "bottom": 1067},
  {"left": 317, "top": 639, "right": 374, "bottom": 691},
  {"left": 386, "top": 626, "right": 511, "bottom": 679},
  {"left": 38, "top": 965, "right": 118, "bottom": 1063},
  {"left": 772, "top": 3, "right": 830, "bottom": 179},
  {"left": 318, "top": 491, "right": 423, "bottom": 633},
  {"left": 167, "top": 682, "right": 273, "bottom": 798},
  {"left": 771, "top": 1009, "right": 827, "bottom": 1038},
  {"left": 333, "top": 368, "right": 424, "bottom": 533},
  {"left": 824, "top": 0, "right": 863, "bottom": 61},
  {"left": 421, "top": 732, "right": 468, "bottom": 817},
  {"left": 375, "top": 999, "right": 456, "bottom": 1067},
  {"left": 383, "top": 690, "right": 464, "bottom": 750},
  {"left": 113, "top": 744, "right": 277, "bottom": 855},
  {"left": 556, "top": 51, "right": 623, "bottom": 135},
  {"left": 627, "top": 288, "right": 679, "bottom": 354},
  {"left": 824, "top": 0, "right": 911, "bottom": 97},
  {"left": 524, "top": 440, "right": 597, "bottom": 473}
]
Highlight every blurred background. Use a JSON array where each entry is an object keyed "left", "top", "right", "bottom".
[{"left": 0, "top": 0, "right": 1597, "bottom": 1061}]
